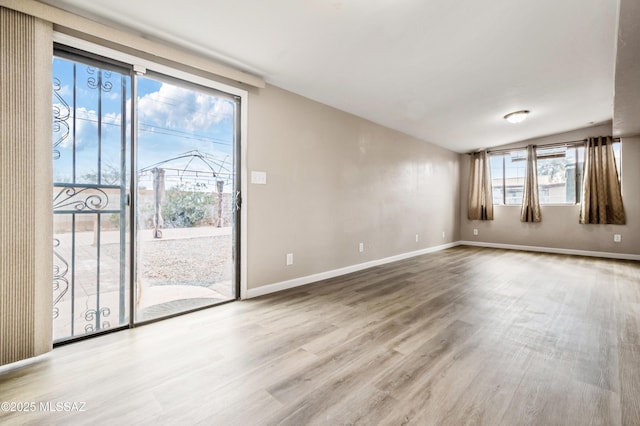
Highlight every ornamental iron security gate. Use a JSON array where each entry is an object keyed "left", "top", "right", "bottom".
[{"left": 52, "top": 55, "right": 130, "bottom": 341}]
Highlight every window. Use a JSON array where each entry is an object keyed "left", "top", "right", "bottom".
[
  {"left": 490, "top": 150, "right": 526, "bottom": 205},
  {"left": 535, "top": 145, "right": 582, "bottom": 204},
  {"left": 490, "top": 141, "right": 621, "bottom": 205}
]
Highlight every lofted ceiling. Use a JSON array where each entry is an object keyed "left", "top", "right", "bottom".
[{"left": 40, "top": 0, "right": 619, "bottom": 153}]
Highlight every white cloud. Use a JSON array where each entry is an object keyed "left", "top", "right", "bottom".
[
  {"left": 137, "top": 83, "right": 234, "bottom": 133},
  {"left": 74, "top": 107, "right": 97, "bottom": 147},
  {"left": 103, "top": 111, "right": 123, "bottom": 126},
  {"left": 58, "top": 84, "right": 72, "bottom": 98}
]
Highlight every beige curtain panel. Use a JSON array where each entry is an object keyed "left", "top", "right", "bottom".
[
  {"left": 579, "top": 136, "right": 626, "bottom": 225},
  {"left": 468, "top": 151, "right": 493, "bottom": 220},
  {"left": 520, "top": 145, "right": 541, "bottom": 222}
]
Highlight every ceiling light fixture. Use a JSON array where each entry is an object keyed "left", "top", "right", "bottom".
[{"left": 503, "top": 110, "right": 530, "bottom": 124}]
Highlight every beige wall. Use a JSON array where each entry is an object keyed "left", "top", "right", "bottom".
[
  {"left": 247, "top": 86, "right": 460, "bottom": 289},
  {"left": 459, "top": 124, "right": 640, "bottom": 255}
]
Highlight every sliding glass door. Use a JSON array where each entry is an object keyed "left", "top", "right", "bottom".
[
  {"left": 52, "top": 51, "right": 239, "bottom": 342},
  {"left": 134, "top": 74, "right": 238, "bottom": 322}
]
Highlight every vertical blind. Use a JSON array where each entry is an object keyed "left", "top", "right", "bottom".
[{"left": 0, "top": 6, "right": 53, "bottom": 366}]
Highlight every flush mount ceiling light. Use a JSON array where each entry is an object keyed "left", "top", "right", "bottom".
[{"left": 503, "top": 110, "right": 530, "bottom": 124}]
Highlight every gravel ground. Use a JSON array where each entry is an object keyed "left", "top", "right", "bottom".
[
  {"left": 139, "top": 235, "right": 233, "bottom": 286},
  {"left": 98, "top": 233, "right": 233, "bottom": 288}
]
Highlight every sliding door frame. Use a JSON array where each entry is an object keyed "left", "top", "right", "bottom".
[
  {"left": 52, "top": 46, "right": 134, "bottom": 344},
  {"left": 52, "top": 33, "right": 248, "bottom": 344},
  {"left": 132, "top": 69, "right": 242, "bottom": 324}
]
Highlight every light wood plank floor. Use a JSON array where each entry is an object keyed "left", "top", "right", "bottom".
[{"left": 1, "top": 246, "right": 639, "bottom": 425}]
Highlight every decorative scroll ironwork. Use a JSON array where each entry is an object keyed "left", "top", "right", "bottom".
[
  {"left": 86, "top": 67, "right": 113, "bottom": 92},
  {"left": 52, "top": 238, "right": 69, "bottom": 319},
  {"left": 53, "top": 185, "right": 114, "bottom": 212},
  {"left": 84, "top": 307, "right": 111, "bottom": 332},
  {"left": 52, "top": 57, "right": 127, "bottom": 342},
  {"left": 52, "top": 77, "right": 70, "bottom": 160}
]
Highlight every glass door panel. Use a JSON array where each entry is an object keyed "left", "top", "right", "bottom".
[
  {"left": 52, "top": 55, "right": 131, "bottom": 342},
  {"left": 135, "top": 74, "right": 237, "bottom": 322}
]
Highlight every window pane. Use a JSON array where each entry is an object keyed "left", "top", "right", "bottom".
[
  {"left": 490, "top": 154, "right": 504, "bottom": 204},
  {"left": 537, "top": 147, "right": 573, "bottom": 204},
  {"left": 576, "top": 146, "right": 584, "bottom": 203},
  {"left": 505, "top": 150, "right": 525, "bottom": 205},
  {"left": 135, "top": 74, "right": 237, "bottom": 323},
  {"left": 613, "top": 141, "right": 621, "bottom": 177}
]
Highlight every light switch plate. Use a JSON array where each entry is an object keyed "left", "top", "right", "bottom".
[{"left": 251, "top": 171, "right": 267, "bottom": 185}]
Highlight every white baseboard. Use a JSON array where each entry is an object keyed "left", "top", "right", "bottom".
[
  {"left": 244, "top": 240, "right": 639, "bottom": 299},
  {"left": 0, "top": 353, "right": 48, "bottom": 373},
  {"left": 459, "top": 240, "right": 640, "bottom": 261},
  {"left": 244, "top": 242, "right": 460, "bottom": 299}
]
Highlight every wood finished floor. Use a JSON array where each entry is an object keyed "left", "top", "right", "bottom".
[{"left": 1, "top": 246, "right": 639, "bottom": 425}]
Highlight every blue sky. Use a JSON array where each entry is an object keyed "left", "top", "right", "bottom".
[{"left": 52, "top": 56, "right": 236, "bottom": 191}]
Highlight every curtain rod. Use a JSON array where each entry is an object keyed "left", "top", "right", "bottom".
[{"left": 473, "top": 137, "right": 621, "bottom": 156}]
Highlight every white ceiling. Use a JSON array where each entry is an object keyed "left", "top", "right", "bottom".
[{"left": 41, "top": 0, "right": 619, "bottom": 153}]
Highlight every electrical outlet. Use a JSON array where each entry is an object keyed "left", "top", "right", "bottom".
[
  {"left": 359, "top": 242, "right": 364, "bottom": 253},
  {"left": 442, "top": 231, "right": 445, "bottom": 239},
  {"left": 473, "top": 229, "right": 479, "bottom": 236},
  {"left": 614, "top": 234, "right": 622, "bottom": 243},
  {"left": 415, "top": 234, "right": 419, "bottom": 242},
  {"left": 286, "top": 253, "right": 294, "bottom": 265}
]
